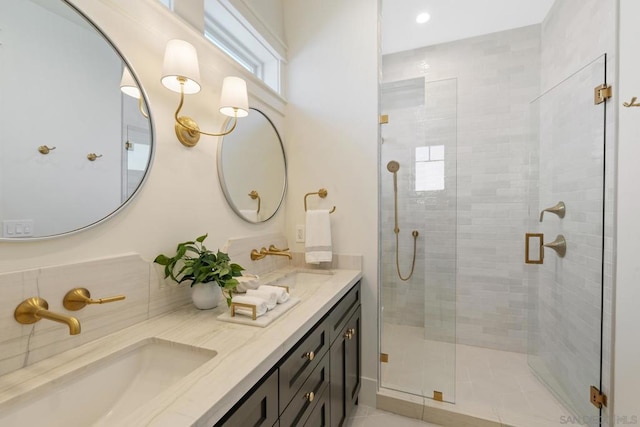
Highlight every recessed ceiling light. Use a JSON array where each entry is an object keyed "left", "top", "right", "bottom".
[{"left": 416, "top": 12, "right": 431, "bottom": 24}]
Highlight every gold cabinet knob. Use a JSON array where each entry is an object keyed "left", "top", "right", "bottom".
[
  {"left": 304, "top": 351, "right": 315, "bottom": 361},
  {"left": 305, "top": 391, "right": 315, "bottom": 402}
]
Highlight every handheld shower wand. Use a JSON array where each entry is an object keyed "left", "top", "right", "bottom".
[{"left": 387, "top": 161, "right": 419, "bottom": 281}]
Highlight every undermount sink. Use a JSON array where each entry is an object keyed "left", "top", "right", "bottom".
[
  {"left": 0, "top": 338, "right": 216, "bottom": 427},
  {"left": 273, "top": 270, "right": 334, "bottom": 288}
]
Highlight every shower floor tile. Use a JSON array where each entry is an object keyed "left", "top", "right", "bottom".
[{"left": 380, "top": 323, "right": 573, "bottom": 427}]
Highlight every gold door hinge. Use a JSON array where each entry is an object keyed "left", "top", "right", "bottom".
[
  {"left": 433, "top": 391, "right": 443, "bottom": 402},
  {"left": 379, "top": 114, "right": 389, "bottom": 124},
  {"left": 590, "top": 386, "right": 607, "bottom": 408},
  {"left": 380, "top": 353, "right": 389, "bottom": 363},
  {"left": 594, "top": 84, "right": 612, "bottom": 105}
]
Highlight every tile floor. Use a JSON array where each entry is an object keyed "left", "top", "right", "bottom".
[
  {"left": 380, "top": 323, "right": 575, "bottom": 427},
  {"left": 347, "top": 404, "right": 442, "bottom": 427}
]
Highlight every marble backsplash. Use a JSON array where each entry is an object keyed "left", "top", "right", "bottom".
[{"left": 0, "top": 234, "right": 360, "bottom": 378}]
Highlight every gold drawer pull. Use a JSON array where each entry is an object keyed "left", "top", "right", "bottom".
[
  {"left": 344, "top": 330, "right": 352, "bottom": 339},
  {"left": 348, "top": 328, "right": 356, "bottom": 338},
  {"left": 303, "top": 351, "right": 315, "bottom": 361},
  {"left": 305, "top": 391, "right": 315, "bottom": 402}
]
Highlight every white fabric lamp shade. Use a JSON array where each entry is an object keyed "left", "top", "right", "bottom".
[
  {"left": 219, "top": 76, "right": 249, "bottom": 117},
  {"left": 120, "top": 67, "right": 141, "bottom": 99},
  {"left": 161, "top": 39, "right": 201, "bottom": 94}
]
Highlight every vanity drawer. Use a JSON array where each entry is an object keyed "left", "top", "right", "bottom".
[
  {"left": 280, "top": 352, "right": 330, "bottom": 427},
  {"left": 217, "top": 369, "right": 279, "bottom": 427},
  {"left": 328, "top": 281, "right": 360, "bottom": 344},
  {"left": 279, "top": 317, "right": 330, "bottom": 413},
  {"left": 302, "top": 386, "right": 330, "bottom": 427}
]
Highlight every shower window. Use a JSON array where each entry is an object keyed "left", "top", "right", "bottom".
[{"left": 415, "top": 145, "right": 445, "bottom": 191}]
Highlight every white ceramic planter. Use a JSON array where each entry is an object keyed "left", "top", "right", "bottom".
[{"left": 190, "top": 283, "right": 223, "bottom": 310}]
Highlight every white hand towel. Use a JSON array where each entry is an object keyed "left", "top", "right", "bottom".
[
  {"left": 231, "top": 295, "right": 268, "bottom": 318},
  {"left": 246, "top": 288, "right": 277, "bottom": 310},
  {"left": 235, "top": 273, "right": 260, "bottom": 292},
  {"left": 240, "top": 209, "right": 259, "bottom": 222},
  {"left": 305, "top": 209, "right": 333, "bottom": 264},
  {"left": 259, "top": 285, "right": 290, "bottom": 304}
]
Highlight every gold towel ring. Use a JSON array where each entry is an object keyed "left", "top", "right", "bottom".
[{"left": 304, "top": 188, "right": 336, "bottom": 213}]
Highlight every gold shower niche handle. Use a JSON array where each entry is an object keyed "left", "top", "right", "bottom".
[{"left": 539, "top": 201, "right": 565, "bottom": 222}]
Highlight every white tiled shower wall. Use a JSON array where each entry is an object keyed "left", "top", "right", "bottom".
[{"left": 381, "top": 25, "right": 541, "bottom": 353}]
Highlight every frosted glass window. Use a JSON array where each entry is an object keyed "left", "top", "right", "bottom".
[{"left": 415, "top": 145, "right": 445, "bottom": 191}]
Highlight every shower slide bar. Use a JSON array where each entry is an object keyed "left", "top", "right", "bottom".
[{"left": 387, "top": 160, "right": 419, "bottom": 281}]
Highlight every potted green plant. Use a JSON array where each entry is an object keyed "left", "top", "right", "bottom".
[{"left": 153, "top": 234, "right": 244, "bottom": 309}]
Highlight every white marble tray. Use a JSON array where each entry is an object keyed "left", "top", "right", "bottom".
[{"left": 216, "top": 297, "right": 301, "bottom": 327}]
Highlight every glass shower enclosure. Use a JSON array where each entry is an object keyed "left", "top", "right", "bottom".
[{"left": 379, "top": 55, "right": 607, "bottom": 425}]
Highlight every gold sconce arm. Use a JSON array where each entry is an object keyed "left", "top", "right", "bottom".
[
  {"left": 173, "top": 80, "right": 239, "bottom": 148},
  {"left": 63, "top": 288, "right": 126, "bottom": 311},
  {"left": 138, "top": 97, "right": 149, "bottom": 118}
]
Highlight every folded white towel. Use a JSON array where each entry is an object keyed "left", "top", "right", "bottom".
[
  {"left": 231, "top": 295, "right": 268, "bottom": 318},
  {"left": 235, "top": 273, "right": 260, "bottom": 292},
  {"left": 259, "top": 285, "right": 290, "bottom": 304},
  {"left": 246, "top": 288, "right": 277, "bottom": 310},
  {"left": 305, "top": 209, "right": 332, "bottom": 264},
  {"left": 240, "top": 209, "right": 258, "bottom": 222}
]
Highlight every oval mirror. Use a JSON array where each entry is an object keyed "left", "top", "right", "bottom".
[
  {"left": 217, "top": 108, "right": 286, "bottom": 223},
  {"left": 0, "top": 0, "right": 153, "bottom": 240}
]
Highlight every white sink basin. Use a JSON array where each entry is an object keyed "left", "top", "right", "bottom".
[
  {"left": 272, "top": 270, "right": 334, "bottom": 288},
  {"left": 0, "top": 338, "right": 216, "bottom": 427}
]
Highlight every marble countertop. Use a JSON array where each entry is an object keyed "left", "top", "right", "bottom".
[{"left": 0, "top": 267, "right": 362, "bottom": 426}]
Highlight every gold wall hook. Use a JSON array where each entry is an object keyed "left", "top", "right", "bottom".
[
  {"left": 248, "top": 190, "right": 261, "bottom": 213},
  {"left": 14, "top": 297, "right": 81, "bottom": 335},
  {"left": 87, "top": 153, "right": 103, "bottom": 161},
  {"left": 304, "top": 188, "right": 336, "bottom": 213},
  {"left": 63, "top": 288, "right": 126, "bottom": 311},
  {"left": 539, "top": 201, "right": 565, "bottom": 222},
  {"left": 38, "top": 145, "right": 56, "bottom": 154}
]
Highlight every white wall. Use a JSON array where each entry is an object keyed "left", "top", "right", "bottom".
[
  {"left": 282, "top": 0, "right": 379, "bottom": 405},
  {"left": 0, "top": 0, "right": 284, "bottom": 272},
  {"left": 615, "top": 0, "right": 640, "bottom": 421}
]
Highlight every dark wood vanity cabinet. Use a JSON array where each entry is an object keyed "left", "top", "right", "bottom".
[
  {"left": 329, "top": 308, "right": 361, "bottom": 427},
  {"left": 216, "top": 281, "right": 360, "bottom": 427}
]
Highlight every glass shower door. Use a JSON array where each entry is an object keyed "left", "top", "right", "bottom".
[
  {"left": 379, "top": 77, "right": 457, "bottom": 403},
  {"left": 527, "top": 55, "right": 606, "bottom": 425}
]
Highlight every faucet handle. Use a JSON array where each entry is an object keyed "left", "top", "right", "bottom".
[
  {"left": 268, "top": 244, "right": 290, "bottom": 252},
  {"left": 63, "top": 288, "right": 126, "bottom": 311}
]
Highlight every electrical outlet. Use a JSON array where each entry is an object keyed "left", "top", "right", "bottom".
[{"left": 296, "top": 224, "right": 305, "bottom": 242}]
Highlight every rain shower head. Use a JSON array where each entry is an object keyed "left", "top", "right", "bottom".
[{"left": 387, "top": 160, "right": 400, "bottom": 173}]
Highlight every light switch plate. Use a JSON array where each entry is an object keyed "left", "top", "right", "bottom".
[{"left": 296, "top": 225, "right": 305, "bottom": 243}]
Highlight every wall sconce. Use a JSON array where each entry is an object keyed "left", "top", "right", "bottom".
[
  {"left": 119, "top": 67, "right": 149, "bottom": 118},
  {"left": 161, "top": 39, "right": 249, "bottom": 148}
]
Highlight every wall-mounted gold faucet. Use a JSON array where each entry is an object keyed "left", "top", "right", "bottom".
[
  {"left": 63, "top": 288, "right": 126, "bottom": 311},
  {"left": 250, "top": 245, "right": 292, "bottom": 260},
  {"left": 14, "top": 297, "right": 81, "bottom": 335}
]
